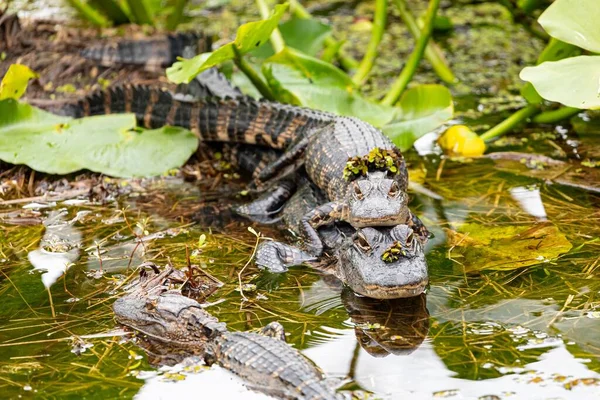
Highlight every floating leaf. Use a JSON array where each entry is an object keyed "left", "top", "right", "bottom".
[
  {"left": 0, "top": 64, "right": 39, "bottom": 100},
  {"left": 438, "top": 125, "right": 486, "bottom": 157},
  {"left": 538, "top": 0, "right": 600, "bottom": 53},
  {"left": 520, "top": 56, "right": 600, "bottom": 110},
  {"left": 167, "top": 3, "right": 289, "bottom": 83},
  {"left": 446, "top": 222, "right": 572, "bottom": 272},
  {"left": 0, "top": 100, "right": 198, "bottom": 177}
]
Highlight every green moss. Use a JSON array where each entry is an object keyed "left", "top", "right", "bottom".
[{"left": 343, "top": 147, "right": 403, "bottom": 181}]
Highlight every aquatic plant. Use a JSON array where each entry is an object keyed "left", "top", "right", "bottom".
[
  {"left": 65, "top": 0, "right": 190, "bottom": 30},
  {"left": 167, "top": 0, "right": 454, "bottom": 151},
  {"left": 480, "top": 0, "right": 598, "bottom": 142}
]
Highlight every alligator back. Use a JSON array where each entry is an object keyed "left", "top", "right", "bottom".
[
  {"left": 305, "top": 117, "right": 407, "bottom": 201},
  {"left": 62, "top": 85, "right": 334, "bottom": 150},
  {"left": 208, "top": 331, "right": 343, "bottom": 400},
  {"left": 81, "top": 32, "right": 211, "bottom": 69}
]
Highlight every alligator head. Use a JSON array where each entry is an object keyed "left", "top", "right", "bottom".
[
  {"left": 346, "top": 170, "right": 410, "bottom": 227},
  {"left": 334, "top": 225, "right": 428, "bottom": 299},
  {"left": 113, "top": 289, "right": 227, "bottom": 350}
]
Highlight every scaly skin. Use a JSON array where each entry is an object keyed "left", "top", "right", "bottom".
[
  {"left": 62, "top": 83, "right": 427, "bottom": 278},
  {"left": 113, "top": 267, "right": 345, "bottom": 400},
  {"left": 80, "top": 32, "right": 211, "bottom": 69},
  {"left": 255, "top": 179, "right": 429, "bottom": 299}
]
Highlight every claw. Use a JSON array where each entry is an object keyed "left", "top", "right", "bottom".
[{"left": 255, "top": 241, "right": 317, "bottom": 273}]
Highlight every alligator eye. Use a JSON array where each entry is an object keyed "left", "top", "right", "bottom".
[
  {"left": 353, "top": 183, "right": 364, "bottom": 200},
  {"left": 353, "top": 231, "right": 371, "bottom": 252},
  {"left": 388, "top": 181, "right": 400, "bottom": 198},
  {"left": 145, "top": 300, "right": 156, "bottom": 311}
]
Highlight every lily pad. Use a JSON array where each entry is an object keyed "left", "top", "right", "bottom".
[
  {"left": 167, "top": 3, "right": 288, "bottom": 84},
  {"left": 538, "top": 0, "right": 600, "bottom": 53},
  {"left": 520, "top": 56, "right": 600, "bottom": 109},
  {"left": 0, "top": 100, "right": 198, "bottom": 177},
  {"left": 446, "top": 222, "right": 572, "bottom": 272}
]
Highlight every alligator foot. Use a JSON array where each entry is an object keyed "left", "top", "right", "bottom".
[
  {"left": 259, "top": 322, "right": 286, "bottom": 342},
  {"left": 255, "top": 241, "right": 317, "bottom": 273},
  {"left": 234, "top": 178, "right": 296, "bottom": 224}
]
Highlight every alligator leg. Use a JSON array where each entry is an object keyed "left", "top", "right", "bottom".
[
  {"left": 234, "top": 178, "right": 297, "bottom": 224},
  {"left": 259, "top": 322, "right": 286, "bottom": 342},
  {"left": 253, "top": 136, "right": 310, "bottom": 186},
  {"left": 409, "top": 212, "right": 430, "bottom": 242},
  {"left": 255, "top": 241, "right": 317, "bottom": 273},
  {"left": 299, "top": 202, "right": 346, "bottom": 256}
]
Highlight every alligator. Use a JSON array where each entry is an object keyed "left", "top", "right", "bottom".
[
  {"left": 61, "top": 83, "right": 429, "bottom": 274},
  {"left": 80, "top": 32, "right": 212, "bottom": 69},
  {"left": 113, "top": 265, "right": 346, "bottom": 400},
  {"left": 254, "top": 176, "right": 428, "bottom": 298}
]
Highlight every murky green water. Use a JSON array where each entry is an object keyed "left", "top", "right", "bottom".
[{"left": 2, "top": 0, "right": 600, "bottom": 399}]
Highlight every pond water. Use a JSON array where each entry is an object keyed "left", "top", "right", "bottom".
[{"left": 1, "top": 0, "right": 600, "bottom": 399}]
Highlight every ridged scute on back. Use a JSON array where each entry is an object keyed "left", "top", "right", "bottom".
[
  {"left": 305, "top": 116, "right": 398, "bottom": 199},
  {"left": 209, "top": 331, "right": 344, "bottom": 400},
  {"left": 62, "top": 84, "right": 336, "bottom": 150}
]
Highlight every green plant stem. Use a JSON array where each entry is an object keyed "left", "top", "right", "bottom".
[
  {"left": 352, "top": 0, "right": 387, "bottom": 85},
  {"left": 533, "top": 106, "right": 581, "bottom": 124},
  {"left": 166, "top": 0, "right": 188, "bottom": 31},
  {"left": 233, "top": 48, "right": 275, "bottom": 101},
  {"left": 480, "top": 105, "right": 540, "bottom": 141},
  {"left": 381, "top": 0, "right": 440, "bottom": 106},
  {"left": 65, "top": 0, "right": 110, "bottom": 27},
  {"left": 256, "top": 0, "right": 285, "bottom": 53},
  {"left": 125, "top": 0, "right": 153, "bottom": 25},
  {"left": 392, "top": 0, "right": 456, "bottom": 84},
  {"left": 290, "top": 0, "right": 359, "bottom": 70}
]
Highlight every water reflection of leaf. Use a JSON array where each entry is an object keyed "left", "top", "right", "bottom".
[{"left": 445, "top": 223, "right": 572, "bottom": 272}]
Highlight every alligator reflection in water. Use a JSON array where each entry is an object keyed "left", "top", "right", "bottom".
[
  {"left": 341, "top": 290, "right": 429, "bottom": 358},
  {"left": 28, "top": 209, "right": 82, "bottom": 288}
]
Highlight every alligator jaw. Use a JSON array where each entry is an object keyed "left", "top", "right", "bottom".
[{"left": 359, "top": 278, "right": 428, "bottom": 300}]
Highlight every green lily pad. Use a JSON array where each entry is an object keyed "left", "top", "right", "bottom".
[
  {"left": 446, "top": 222, "right": 572, "bottom": 272},
  {"left": 538, "top": 0, "right": 600, "bottom": 53},
  {"left": 0, "top": 100, "right": 198, "bottom": 177},
  {"left": 520, "top": 56, "right": 600, "bottom": 109},
  {"left": 167, "top": 3, "right": 288, "bottom": 84}
]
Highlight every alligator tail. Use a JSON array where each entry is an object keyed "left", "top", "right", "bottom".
[
  {"left": 64, "top": 85, "right": 334, "bottom": 150},
  {"left": 80, "top": 32, "right": 211, "bottom": 68}
]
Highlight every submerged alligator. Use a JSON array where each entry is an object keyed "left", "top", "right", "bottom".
[
  {"left": 114, "top": 265, "right": 346, "bottom": 400},
  {"left": 61, "top": 83, "right": 429, "bottom": 295}
]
